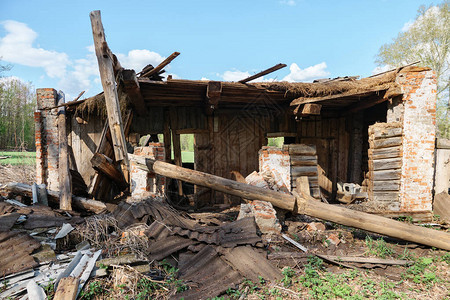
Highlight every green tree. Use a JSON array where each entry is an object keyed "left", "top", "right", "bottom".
[
  {"left": 0, "top": 78, "right": 36, "bottom": 150},
  {"left": 375, "top": 1, "right": 450, "bottom": 137}
]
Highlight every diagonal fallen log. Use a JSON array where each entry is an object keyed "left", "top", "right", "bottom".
[
  {"left": 3, "top": 182, "right": 106, "bottom": 214},
  {"left": 129, "top": 155, "right": 450, "bottom": 251}
]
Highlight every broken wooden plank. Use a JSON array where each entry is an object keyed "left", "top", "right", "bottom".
[
  {"left": 433, "top": 192, "right": 450, "bottom": 224},
  {"left": 282, "top": 234, "right": 308, "bottom": 252},
  {"left": 91, "top": 153, "right": 127, "bottom": 190},
  {"left": 58, "top": 91, "right": 72, "bottom": 210},
  {"left": 3, "top": 182, "right": 106, "bottom": 213},
  {"left": 317, "top": 255, "right": 413, "bottom": 265},
  {"left": 53, "top": 277, "right": 79, "bottom": 300},
  {"left": 238, "top": 63, "right": 286, "bottom": 84},
  {"left": 121, "top": 69, "right": 147, "bottom": 115},
  {"left": 140, "top": 51, "right": 180, "bottom": 78},
  {"left": 129, "top": 156, "right": 450, "bottom": 251},
  {"left": 90, "top": 10, "right": 129, "bottom": 168},
  {"left": 296, "top": 177, "right": 311, "bottom": 197}
]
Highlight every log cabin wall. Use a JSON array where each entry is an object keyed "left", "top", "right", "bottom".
[{"left": 295, "top": 115, "right": 349, "bottom": 199}]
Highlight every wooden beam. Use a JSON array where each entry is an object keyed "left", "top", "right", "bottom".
[
  {"left": 140, "top": 51, "right": 180, "bottom": 78},
  {"left": 238, "top": 63, "right": 287, "bottom": 83},
  {"left": 294, "top": 103, "right": 322, "bottom": 116},
  {"left": 172, "top": 131, "right": 183, "bottom": 196},
  {"left": 206, "top": 81, "right": 222, "bottom": 114},
  {"left": 290, "top": 86, "right": 389, "bottom": 106},
  {"left": 163, "top": 110, "right": 172, "bottom": 162},
  {"left": 128, "top": 156, "right": 450, "bottom": 251},
  {"left": 53, "top": 277, "right": 79, "bottom": 300},
  {"left": 90, "top": 10, "right": 129, "bottom": 170},
  {"left": 44, "top": 92, "right": 86, "bottom": 110},
  {"left": 4, "top": 182, "right": 106, "bottom": 213},
  {"left": 57, "top": 92, "right": 72, "bottom": 210},
  {"left": 121, "top": 69, "right": 147, "bottom": 116},
  {"left": 91, "top": 153, "right": 127, "bottom": 190}
]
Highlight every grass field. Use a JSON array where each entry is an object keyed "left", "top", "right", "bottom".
[
  {"left": 0, "top": 151, "right": 36, "bottom": 165},
  {"left": 0, "top": 151, "right": 195, "bottom": 165}
]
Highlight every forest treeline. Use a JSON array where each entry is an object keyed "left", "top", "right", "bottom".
[{"left": 0, "top": 76, "right": 36, "bottom": 151}]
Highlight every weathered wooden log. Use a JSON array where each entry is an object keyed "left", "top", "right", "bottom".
[
  {"left": 368, "top": 169, "right": 402, "bottom": 181},
  {"left": 290, "top": 166, "right": 319, "bottom": 177},
  {"left": 129, "top": 154, "right": 295, "bottom": 211},
  {"left": 368, "top": 146, "right": 402, "bottom": 160},
  {"left": 369, "top": 127, "right": 402, "bottom": 139},
  {"left": 369, "top": 157, "right": 402, "bottom": 171},
  {"left": 128, "top": 156, "right": 450, "bottom": 251},
  {"left": 57, "top": 92, "right": 72, "bottom": 211},
  {"left": 290, "top": 156, "right": 318, "bottom": 166},
  {"left": 3, "top": 182, "right": 106, "bottom": 213},
  {"left": 90, "top": 10, "right": 129, "bottom": 167},
  {"left": 91, "top": 153, "right": 127, "bottom": 190},
  {"left": 283, "top": 144, "right": 316, "bottom": 155},
  {"left": 369, "top": 137, "right": 402, "bottom": 149}
]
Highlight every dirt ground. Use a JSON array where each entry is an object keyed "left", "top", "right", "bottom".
[{"left": 0, "top": 164, "right": 35, "bottom": 186}]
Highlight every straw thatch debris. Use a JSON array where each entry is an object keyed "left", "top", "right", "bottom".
[
  {"left": 255, "top": 70, "right": 398, "bottom": 99},
  {"left": 75, "top": 88, "right": 130, "bottom": 119}
]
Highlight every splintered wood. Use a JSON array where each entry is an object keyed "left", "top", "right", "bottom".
[{"left": 366, "top": 122, "right": 403, "bottom": 206}]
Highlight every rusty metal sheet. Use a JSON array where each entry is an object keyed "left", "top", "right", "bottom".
[
  {"left": 171, "top": 217, "right": 261, "bottom": 247},
  {"left": 113, "top": 199, "right": 197, "bottom": 229},
  {"left": 174, "top": 245, "right": 242, "bottom": 300},
  {"left": 147, "top": 236, "right": 197, "bottom": 261},
  {"left": 24, "top": 215, "right": 84, "bottom": 229},
  {"left": 220, "top": 246, "right": 282, "bottom": 282},
  {"left": 0, "top": 232, "right": 41, "bottom": 276},
  {"left": 0, "top": 212, "right": 20, "bottom": 231}
]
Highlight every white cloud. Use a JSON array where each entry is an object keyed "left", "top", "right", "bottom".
[
  {"left": 0, "top": 20, "right": 70, "bottom": 78},
  {"left": 280, "top": 0, "right": 296, "bottom": 6},
  {"left": 372, "top": 65, "right": 392, "bottom": 75},
  {"left": 401, "top": 20, "right": 414, "bottom": 32},
  {"left": 0, "top": 21, "right": 168, "bottom": 100},
  {"left": 200, "top": 77, "right": 210, "bottom": 81},
  {"left": 116, "top": 49, "right": 165, "bottom": 72},
  {"left": 220, "top": 69, "right": 251, "bottom": 81},
  {"left": 282, "top": 62, "right": 330, "bottom": 82}
]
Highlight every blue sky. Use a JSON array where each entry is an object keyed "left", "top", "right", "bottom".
[{"left": 0, "top": 0, "right": 435, "bottom": 100}]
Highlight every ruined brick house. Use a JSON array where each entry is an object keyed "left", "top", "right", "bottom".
[{"left": 34, "top": 61, "right": 440, "bottom": 220}]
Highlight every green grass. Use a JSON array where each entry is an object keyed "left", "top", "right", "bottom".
[
  {"left": 0, "top": 151, "right": 35, "bottom": 165},
  {"left": 170, "top": 151, "right": 194, "bottom": 163}
]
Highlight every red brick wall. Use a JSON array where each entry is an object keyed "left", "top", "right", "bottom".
[
  {"left": 258, "top": 146, "right": 291, "bottom": 192},
  {"left": 131, "top": 143, "right": 166, "bottom": 197},
  {"left": 35, "top": 88, "right": 59, "bottom": 191},
  {"left": 397, "top": 70, "right": 437, "bottom": 212}
]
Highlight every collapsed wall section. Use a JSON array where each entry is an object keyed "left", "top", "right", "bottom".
[{"left": 131, "top": 144, "right": 166, "bottom": 198}]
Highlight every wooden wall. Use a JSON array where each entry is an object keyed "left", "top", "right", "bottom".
[{"left": 68, "top": 114, "right": 105, "bottom": 189}]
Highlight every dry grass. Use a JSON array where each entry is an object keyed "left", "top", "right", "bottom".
[
  {"left": 0, "top": 164, "right": 35, "bottom": 186},
  {"left": 256, "top": 71, "right": 398, "bottom": 99},
  {"left": 76, "top": 214, "right": 150, "bottom": 259}
]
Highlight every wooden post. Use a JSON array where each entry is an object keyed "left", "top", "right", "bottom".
[
  {"left": 163, "top": 109, "right": 171, "bottom": 162},
  {"left": 172, "top": 131, "right": 183, "bottom": 196},
  {"left": 58, "top": 91, "right": 72, "bottom": 210},
  {"left": 4, "top": 182, "right": 106, "bottom": 213},
  {"left": 128, "top": 156, "right": 450, "bottom": 251},
  {"left": 169, "top": 107, "right": 183, "bottom": 196},
  {"left": 90, "top": 10, "right": 129, "bottom": 170},
  {"left": 54, "top": 277, "right": 79, "bottom": 300}
]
